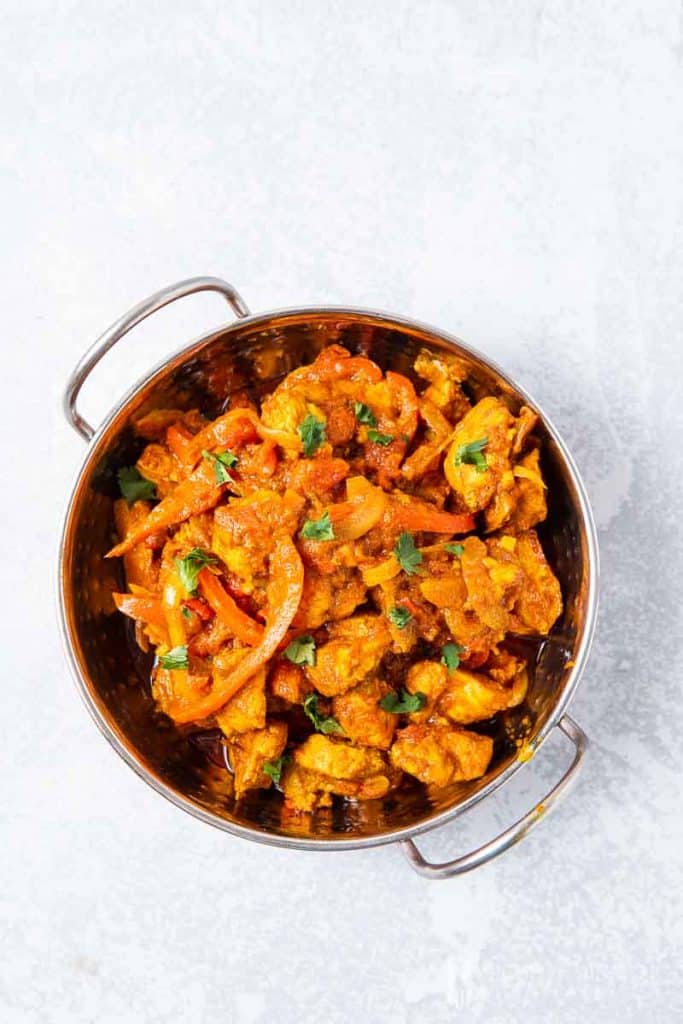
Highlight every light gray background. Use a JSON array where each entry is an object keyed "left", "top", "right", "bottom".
[{"left": 2, "top": 2, "right": 682, "bottom": 1021}]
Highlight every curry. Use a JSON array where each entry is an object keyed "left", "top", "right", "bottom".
[{"left": 108, "top": 344, "right": 561, "bottom": 813}]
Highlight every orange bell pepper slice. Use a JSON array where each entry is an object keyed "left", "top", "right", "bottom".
[
  {"left": 113, "top": 592, "right": 166, "bottom": 628},
  {"left": 106, "top": 460, "right": 225, "bottom": 558},
  {"left": 390, "top": 500, "right": 475, "bottom": 535},
  {"left": 166, "top": 535, "right": 304, "bottom": 723},
  {"left": 198, "top": 568, "right": 264, "bottom": 647}
]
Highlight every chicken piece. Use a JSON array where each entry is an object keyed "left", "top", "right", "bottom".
[
  {"left": 404, "top": 660, "right": 450, "bottom": 721},
  {"left": 293, "top": 567, "right": 367, "bottom": 630},
  {"left": 444, "top": 397, "right": 515, "bottom": 513},
  {"left": 332, "top": 678, "right": 396, "bottom": 749},
  {"left": 508, "top": 530, "right": 562, "bottom": 635},
  {"left": 390, "top": 721, "right": 493, "bottom": 787},
  {"left": 460, "top": 535, "right": 518, "bottom": 633},
  {"left": 211, "top": 490, "right": 305, "bottom": 593},
  {"left": 509, "top": 448, "right": 548, "bottom": 531},
  {"left": 281, "top": 735, "right": 398, "bottom": 811},
  {"left": 113, "top": 499, "right": 159, "bottom": 590},
  {"left": 260, "top": 388, "right": 313, "bottom": 437},
  {"left": 305, "top": 614, "right": 392, "bottom": 697},
  {"left": 439, "top": 657, "right": 528, "bottom": 725},
  {"left": 135, "top": 443, "right": 183, "bottom": 498},
  {"left": 227, "top": 721, "right": 288, "bottom": 799},
  {"left": 484, "top": 446, "right": 548, "bottom": 533},
  {"left": 278, "top": 456, "right": 350, "bottom": 499},
  {"left": 269, "top": 660, "right": 312, "bottom": 704},
  {"left": 419, "top": 560, "right": 502, "bottom": 658},
  {"left": 414, "top": 348, "right": 471, "bottom": 421},
  {"left": 215, "top": 664, "right": 267, "bottom": 736},
  {"left": 511, "top": 406, "right": 538, "bottom": 456}
]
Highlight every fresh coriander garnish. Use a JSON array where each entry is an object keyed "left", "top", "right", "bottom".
[
  {"left": 298, "top": 414, "right": 326, "bottom": 457},
  {"left": 300, "top": 511, "right": 335, "bottom": 541},
  {"left": 175, "top": 547, "right": 218, "bottom": 595},
  {"left": 441, "top": 642, "right": 465, "bottom": 672},
  {"left": 284, "top": 635, "right": 316, "bottom": 667},
  {"left": 367, "top": 428, "right": 394, "bottom": 446},
  {"left": 181, "top": 606, "right": 193, "bottom": 620},
  {"left": 394, "top": 531, "right": 423, "bottom": 576},
  {"left": 117, "top": 466, "right": 157, "bottom": 504},
  {"left": 263, "top": 754, "right": 291, "bottom": 785},
  {"left": 444, "top": 542, "right": 464, "bottom": 557},
  {"left": 388, "top": 605, "right": 412, "bottom": 629},
  {"left": 158, "top": 645, "right": 189, "bottom": 670},
  {"left": 354, "top": 401, "right": 377, "bottom": 427},
  {"left": 303, "top": 693, "right": 343, "bottom": 734},
  {"left": 380, "top": 689, "right": 427, "bottom": 714},
  {"left": 454, "top": 437, "right": 489, "bottom": 473},
  {"left": 202, "top": 448, "right": 238, "bottom": 484}
]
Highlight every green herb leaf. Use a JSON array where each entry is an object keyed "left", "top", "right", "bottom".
[
  {"left": 158, "top": 645, "right": 189, "bottom": 670},
  {"left": 300, "top": 510, "right": 335, "bottom": 541},
  {"left": 117, "top": 466, "right": 157, "bottom": 504},
  {"left": 388, "top": 605, "right": 412, "bottom": 629},
  {"left": 394, "top": 531, "right": 423, "bottom": 576},
  {"left": 444, "top": 542, "right": 464, "bottom": 557},
  {"left": 354, "top": 402, "right": 377, "bottom": 427},
  {"left": 298, "top": 415, "right": 326, "bottom": 457},
  {"left": 379, "top": 689, "right": 427, "bottom": 714},
  {"left": 175, "top": 547, "right": 218, "bottom": 595},
  {"left": 367, "top": 428, "right": 394, "bottom": 446},
  {"left": 202, "top": 448, "right": 238, "bottom": 484},
  {"left": 262, "top": 754, "right": 291, "bottom": 785},
  {"left": 441, "top": 642, "right": 465, "bottom": 672},
  {"left": 181, "top": 606, "right": 193, "bottom": 620},
  {"left": 454, "top": 437, "right": 489, "bottom": 473},
  {"left": 303, "top": 693, "right": 343, "bottom": 734},
  {"left": 284, "top": 635, "right": 316, "bottom": 667}
]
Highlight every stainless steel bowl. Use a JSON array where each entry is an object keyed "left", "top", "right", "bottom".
[{"left": 59, "top": 277, "right": 599, "bottom": 878}]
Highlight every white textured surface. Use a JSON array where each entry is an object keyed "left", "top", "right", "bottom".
[{"left": 2, "top": 2, "right": 683, "bottom": 1021}]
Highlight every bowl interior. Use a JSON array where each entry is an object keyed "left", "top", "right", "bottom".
[{"left": 61, "top": 310, "right": 593, "bottom": 845}]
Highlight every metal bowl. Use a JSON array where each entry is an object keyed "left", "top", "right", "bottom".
[{"left": 59, "top": 277, "right": 598, "bottom": 878}]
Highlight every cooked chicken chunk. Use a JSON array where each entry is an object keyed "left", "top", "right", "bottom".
[
  {"left": 332, "top": 678, "right": 396, "bottom": 749},
  {"left": 282, "top": 735, "right": 398, "bottom": 812},
  {"left": 390, "top": 721, "right": 493, "bottom": 787},
  {"left": 215, "top": 664, "right": 267, "bottom": 736},
  {"left": 444, "top": 397, "right": 515, "bottom": 512},
  {"left": 305, "top": 614, "right": 391, "bottom": 697},
  {"left": 439, "top": 656, "right": 528, "bottom": 725},
  {"left": 228, "top": 721, "right": 288, "bottom": 799}
]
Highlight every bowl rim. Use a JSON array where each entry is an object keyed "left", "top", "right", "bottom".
[{"left": 58, "top": 303, "right": 600, "bottom": 851}]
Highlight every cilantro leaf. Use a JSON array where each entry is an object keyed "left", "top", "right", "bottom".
[
  {"left": 181, "top": 606, "right": 193, "bottom": 620},
  {"left": 298, "top": 415, "right": 326, "bottom": 457},
  {"left": 394, "top": 531, "right": 423, "bottom": 576},
  {"left": 367, "top": 428, "right": 394, "bottom": 446},
  {"left": 441, "top": 642, "right": 465, "bottom": 672},
  {"left": 202, "top": 448, "right": 238, "bottom": 484},
  {"left": 158, "top": 645, "right": 189, "bottom": 670},
  {"left": 262, "top": 754, "right": 291, "bottom": 785},
  {"left": 117, "top": 466, "right": 157, "bottom": 505},
  {"left": 444, "top": 542, "right": 464, "bottom": 557},
  {"left": 354, "top": 402, "right": 377, "bottom": 427},
  {"left": 300, "top": 511, "right": 335, "bottom": 541},
  {"left": 388, "top": 605, "right": 412, "bottom": 629},
  {"left": 380, "top": 689, "right": 427, "bottom": 714},
  {"left": 175, "top": 548, "right": 218, "bottom": 595},
  {"left": 454, "top": 437, "right": 489, "bottom": 473},
  {"left": 284, "top": 635, "right": 316, "bottom": 667},
  {"left": 303, "top": 693, "right": 343, "bottom": 734}
]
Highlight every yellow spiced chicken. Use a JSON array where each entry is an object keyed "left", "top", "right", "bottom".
[{"left": 108, "top": 345, "right": 562, "bottom": 813}]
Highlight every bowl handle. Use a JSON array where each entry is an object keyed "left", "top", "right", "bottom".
[
  {"left": 63, "top": 276, "right": 250, "bottom": 441},
  {"left": 400, "top": 715, "right": 588, "bottom": 879}
]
